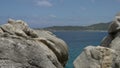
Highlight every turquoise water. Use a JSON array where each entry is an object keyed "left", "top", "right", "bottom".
[{"left": 54, "top": 31, "right": 107, "bottom": 68}]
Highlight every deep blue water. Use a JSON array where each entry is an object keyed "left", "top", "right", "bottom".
[{"left": 53, "top": 31, "right": 107, "bottom": 68}]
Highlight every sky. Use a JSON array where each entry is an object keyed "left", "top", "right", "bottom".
[{"left": 0, "top": 0, "right": 120, "bottom": 28}]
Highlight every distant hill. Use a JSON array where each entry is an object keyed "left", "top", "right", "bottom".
[
  {"left": 43, "top": 22, "right": 111, "bottom": 31},
  {"left": 87, "top": 22, "right": 111, "bottom": 30}
]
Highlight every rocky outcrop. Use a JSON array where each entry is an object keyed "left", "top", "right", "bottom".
[
  {"left": 74, "top": 46, "right": 117, "bottom": 68},
  {"left": 74, "top": 13, "right": 120, "bottom": 68},
  {"left": 0, "top": 19, "right": 68, "bottom": 68}
]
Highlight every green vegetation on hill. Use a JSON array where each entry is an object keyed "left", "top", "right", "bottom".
[
  {"left": 87, "top": 22, "right": 111, "bottom": 30},
  {"left": 42, "top": 22, "right": 111, "bottom": 31}
]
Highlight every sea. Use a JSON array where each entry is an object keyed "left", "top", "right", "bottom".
[{"left": 53, "top": 31, "right": 107, "bottom": 68}]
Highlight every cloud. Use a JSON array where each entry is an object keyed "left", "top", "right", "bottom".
[
  {"left": 116, "top": 0, "right": 120, "bottom": 2},
  {"left": 36, "top": 0, "right": 53, "bottom": 7},
  {"left": 91, "top": 0, "right": 95, "bottom": 3},
  {"left": 59, "top": 0, "right": 64, "bottom": 3},
  {"left": 80, "top": 7, "right": 87, "bottom": 11},
  {"left": 49, "top": 14, "right": 57, "bottom": 18}
]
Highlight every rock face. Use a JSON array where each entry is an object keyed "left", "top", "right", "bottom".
[
  {"left": 74, "top": 46, "right": 116, "bottom": 68},
  {"left": 0, "top": 19, "right": 68, "bottom": 68},
  {"left": 74, "top": 13, "right": 120, "bottom": 68}
]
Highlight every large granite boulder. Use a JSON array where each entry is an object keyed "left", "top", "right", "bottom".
[
  {"left": 73, "top": 46, "right": 117, "bottom": 68},
  {"left": 101, "top": 13, "right": 120, "bottom": 47},
  {"left": 101, "top": 12, "right": 120, "bottom": 68},
  {"left": 108, "top": 12, "right": 120, "bottom": 34},
  {"left": 0, "top": 19, "right": 68, "bottom": 68}
]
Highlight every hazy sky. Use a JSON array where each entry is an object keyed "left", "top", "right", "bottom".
[{"left": 0, "top": 0, "right": 120, "bottom": 28}]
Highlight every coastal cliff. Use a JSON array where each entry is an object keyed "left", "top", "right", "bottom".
[
  {"left": 73, "top": 13, "right": 120, "bottom": 68},
  {"left": 0, "top": 19, "right": 68, "bottom": 68}
]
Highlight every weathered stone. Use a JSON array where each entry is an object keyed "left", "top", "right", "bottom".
[
  {"left": 0, "top": 19, "right": 68, "bottom": 68},
  {"left": 100, "top": 35, "right": 113, "bottom": 47},
  {"left": 0, "top": 28, "right": 3, "bottom": 33},
  {"left": 74, "top": 12, "right": 120, "bottom": 68},
  {"left": 35, "top": 30, "right": 68, "bottom": 66},
  {"left": 108, "top": 21, "right": 120, "bottom": 34},
  {"left": 73, "top": 46, "right": 116, "bottom": 68},
  {"left": 8, "top": 18, "right": 15, "bottom": 24},
  {"left": 108, "top": 14, "right": 120, "bottom": 34},
  {"left": 1, "top": 23, "right": 15, "bottom": 34},
  {"left": 24, "top": 28, "right": 38, "bottom": 38}
]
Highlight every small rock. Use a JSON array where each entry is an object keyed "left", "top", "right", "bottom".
[{"left": 8, "top": 18, "right": 15, "bottom": 24}]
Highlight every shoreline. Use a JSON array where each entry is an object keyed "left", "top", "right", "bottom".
[
  {"left": 35, "top": 29, "right": 108, "bottom": 32},
  {"left": 46, "top": 30, "right": 108, "bottom": 32}
]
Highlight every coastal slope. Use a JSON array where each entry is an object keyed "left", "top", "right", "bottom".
[{"left": 43, "top": 22, "right": 111, "bottom": 31}]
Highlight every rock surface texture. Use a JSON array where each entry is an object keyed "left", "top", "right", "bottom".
[
  {"left": 74, "top": 46, "right": 116, "bottom": 68},
  {"left": 0, "top": 19, "right": 68, "bottom": 68},
  {"left": 74, "top": 13, "right": 120, "bottom": 68}
]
